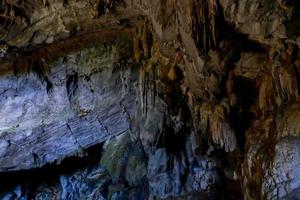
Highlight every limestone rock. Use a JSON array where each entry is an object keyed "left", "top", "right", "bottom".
[{"left": 0, "top": 0, "right": 300, "bottom": 199}]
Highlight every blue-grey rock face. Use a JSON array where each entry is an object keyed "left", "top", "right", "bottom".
[
  {"left": 262, "top": 138, "right": 300, "bottom": 200},
  {"left": 0, "top": 43, "right": 138, "bottom": 171},
  {"left": 0, "top": 37, "right": 222, "bottom": 199},
  {"left": 0, "top": 164, "right": 112, "bottom": 200},
  {"left": 59, "top": 166, "right": 111, "bottom": 200}
]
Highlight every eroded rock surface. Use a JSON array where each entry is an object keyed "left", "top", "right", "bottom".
[
  {"left": 0, "top": 40, "right": 137, "bottom": 171},
  {"left": 0, "top": 0, "right": 300, "bottom": 200}
]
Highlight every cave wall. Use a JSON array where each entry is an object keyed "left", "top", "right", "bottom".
[
  {"left": 0, "top": 0, "right": 300, "bottom": 200},
  {"left": 0, "top": 40, "right": 137, "bottom": 171}
]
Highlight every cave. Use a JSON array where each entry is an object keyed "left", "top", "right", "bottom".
[{"left": 0, "top": 0, "right": 300, "bottom": 200}]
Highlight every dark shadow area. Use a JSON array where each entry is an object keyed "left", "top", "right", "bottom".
[
  {"left": 0, "top": 143, "right": 104, "bottom": 195},
  {"left": 230, "top": 76, "right": 256, "bottom": 153},
  {"left": 222, "top": 23, "right": 266, "bottom": 53}
]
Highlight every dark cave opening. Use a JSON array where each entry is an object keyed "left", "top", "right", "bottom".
[
  {"left": 230, "top": 76, "right": 256, "bottom": 153},
  {"left": 0, "top": 143, "right": 104, "bottom": 198}
]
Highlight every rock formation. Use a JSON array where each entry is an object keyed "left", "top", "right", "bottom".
[{"left": 0, "top": 0, "right": 299, "bottom": 199}]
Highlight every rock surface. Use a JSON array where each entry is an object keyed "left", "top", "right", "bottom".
[
  {"left": 0, "top": 0, "right": 300, "bottom": 200},
  {"left": 0, "top": 40, "right": 137, "bottom": 171}
]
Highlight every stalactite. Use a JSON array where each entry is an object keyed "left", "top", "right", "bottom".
[
  {"left": 210, "top": 101, "right": 237, "bottom": 152},
  {"left": 207, "top": 0, "right": 218, "bottom": 47},
  {"left": 141, "top": 23, "right": 150, "bottom": 58},
  {"left": 255, "top": 40, "right": 299, "bottom": 114},
  {"left": 199, "top": 102, "right": 212, "bottom": 136},
  {"left": 276, "top": 0, "right": 294, "bottom": 17},
  {"left": 133, "top": 28, "right": 141, "bottom": 62},
  {"left": 192, "top": 0, "right": 221, "bottom": 52},
  {"left": 268, "top": 40, "right": 299, "bottom": 103},
  {"left": 192, "top": 0, "right": 208, "bottom": 52},
  {"left": 226, "top": 70, "right": 237, "bottom": 106},
  {"left": 258, "top": 74, "right": 276, "bottom": 114},
  {"left": 133, "top": 23, "right": 153, "bottom": 62},
  {"left": 273, "top": 66, "right": 298, "bottom": 101},
  {"left": 0, "top": 2, "right": 24, "bottom": 30}
]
